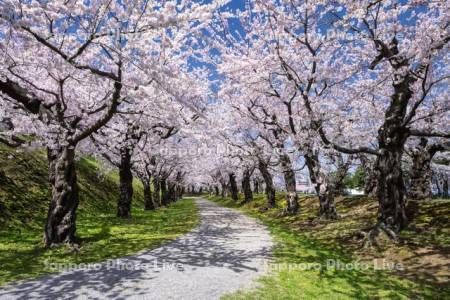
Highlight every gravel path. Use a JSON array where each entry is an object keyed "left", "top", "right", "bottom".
[{"left": 0, "top": 198, "right": 274, "bottom": 300}]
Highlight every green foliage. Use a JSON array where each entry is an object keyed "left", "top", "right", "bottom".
[
  {"left": 0, "top": 145, "right": 199, "bottom": 286},
  {"left": 343, "top": 166, "right": 365, "bottom": 189}
]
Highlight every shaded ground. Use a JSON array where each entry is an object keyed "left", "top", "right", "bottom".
[
  {"left": 294, "top": 195, "right": 450, "bottom": 286},
  {"left": 0, "top": 199, "right": 273, "bottom": 299}
]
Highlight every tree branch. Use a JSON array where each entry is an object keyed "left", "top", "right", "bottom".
[{"left": 409, "top": 129, "right": 450, "bottom": 139}]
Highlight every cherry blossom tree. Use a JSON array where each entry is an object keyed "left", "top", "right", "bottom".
[
  {"left": 208, "top": 0, "right": 449, "bottom": 235},
  {"left": 407, "top": 138, "right": 450, "bottom": 200},
  {"left": 316, "top": 1, "right": 450, "bottom": 241},
  {"left": 0, "top": 0, "right": 225, "bottom": 246}
]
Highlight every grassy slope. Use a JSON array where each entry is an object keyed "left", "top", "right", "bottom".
[
  {"left": 0, "top": 145, "right": 199, "bottom": 286},
  {"left": 209, "top": 194, "right": 450, "bottom": 300}
]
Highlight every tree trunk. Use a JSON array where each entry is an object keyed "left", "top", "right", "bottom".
[
  {"left": 258, "top": 159, "right": 276, "bottom": 208},
  {"left": 241, "top": 169, "right": 253, "bottom": 204},
  {"left": 373, "top": 147, "right": 408, "bottom": 235},
  {"left": 280, "top": 154, "right": 299, "bottom": 214},
  {"left": 214, "top": 185, "right": 219, "bottom": 196},
  {"left": 161, "top": 178, "right": 169, "bottom": 206},
  {"left": 175, "top": 185, "right": 182, "bottom": 201},
  {"left": 443, "top": 174, "right": 449, "bottom": 198},
  {"left": 229, "top": 173, "right": 239, "bottom": 201},
  {"left": 117, "top": 148, "right": 133, "bottom": 218},
  {"left": 44, "top": 146, "right": 79, "bottom": 247},
  {"left": 253, "top": 178, "right": 260, "bottom": 194},
  {"left": 369, "top": 68, "right": 416, "bottom": 238},
  {"left": 409, "top": 139, "right": 433, "bottom": 200},
  {"left": 168, "top": 182, "right": 176, "bottom": 203},
  {"left": 143, "top": 178, "right": 155, "bottom": 210},
  {"left": 359, "top": 155, "right": 377, "bottom": 197},
  {"left": 153, "top": 176, "right": 161, "bottom": 206},
  {"left": 366, "top": 47, "right": 423, "bottom": 244},
  {"left": 304, "top": 150, "right": 338, "bottom": 219}
]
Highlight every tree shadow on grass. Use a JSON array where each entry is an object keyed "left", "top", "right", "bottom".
[
  {"left": 0, "top": 199, "right": 274, "bottom": 299},
  {"left": 253, "top": 217, "right": 447, "bottom": 299}
]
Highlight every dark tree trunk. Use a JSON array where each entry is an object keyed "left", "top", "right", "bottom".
[
  {"left": 253, "top": 178, "right": 260, "bottom": 194},
  {"left": 366, "top": 43, "right": 421, "bottom": 242},
  {"left": 214, "top": 185, "right": 219, "bottom": 196},
  {"left": 280, "top": 154, "right": 299, "bottom": 214},
  {"left": 304, "top": 150, "right": 338, "bottom": 220},
  {"left": 433, "top": 172, "right": 442, "bottom": 197},
  {"left": 168, "top": 182, "right": 176, "bottom": 203},
  {"left": 359, "top": 155, "right": 377, "bottom": 197},
  {"left": 175, "top": 185, "right": 182, "bottom": 200},
  {"left": 153, "top": 176, "right": 161, "bottom": 206},
  {"left": 373, "top": 147, "right": 408, "bottom": 235},
  {"left": 143, "top": 179, "right": 155, "bottom": 210},
  {"left": 117, "top": 148, "right": 133, "bottom": 218},
  {"left": 409, "top": 139, "right": 433, "bottom": 200},
  {"left": 161, "top": 178, "right": 169, "bottom": 206},
  {"left": 44, "top": 146, "right": 79, "bottom": 247},
  {"left": 372, "top": 93, "right": 411, "bottom": 238},
  {"left": 229, "top": 173, "right": 239, "bottom": 201},
  {"left": 370, "top": 73, "right": 414, "bottom": 237},
  {"left": 443, "top": 174, "right": 449, "bottom": 198},
  {"left": 410, "top": 140, "right": 449, "bottom": 200},
  {"left": 364, "top": 171, "right": 378, "bottom": 197},
  {"left": 241, "top": 169, "right": 253, "bottom": 204},
  {"left": 258, "top": 159, "right": 276, "bottom": 208}
]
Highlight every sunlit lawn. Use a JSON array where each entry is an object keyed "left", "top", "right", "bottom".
[
  {"left": 0, "top": 199, "right": 199, "bottom": 286},
  {"left": 210, "top": 195, "right": 449, "bottom": 300}
]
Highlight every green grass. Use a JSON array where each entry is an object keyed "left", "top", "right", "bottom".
[
  {"left": 0, "top": 145, "right": 134, "bottom": 228},
  {"left": 209, "top": 195, "right": 449, "bottom": 300},
  {"left": 0, "top": 145, "right": 199, "bottom": 286},
  {"left": 0, "top": 200, "right": 198, "bottom": 286}
]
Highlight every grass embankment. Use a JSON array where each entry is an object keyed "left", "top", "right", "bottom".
[
  {"left": 0, "top": 145, "right": 199, "bottom": 286},
  {"left": 208, "top": 194, "right": 450, "bottom": 299}
]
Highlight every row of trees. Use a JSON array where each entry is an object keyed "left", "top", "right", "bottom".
[
  {"left": 1, "top": 1, "right": 449, "bottom": 248},
  {"left": 0, "top": 0, "right": 224, "bottom": 246},
  {"left": 186, "top": 0, "right": 450, "bottom": 245}
]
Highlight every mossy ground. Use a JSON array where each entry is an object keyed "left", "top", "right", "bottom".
[
  {"left": 208, "top": 193, "right": 450, "bottom": 299},
  {"left": 0, "top": 145, "right": 199, "bottom": 286}
]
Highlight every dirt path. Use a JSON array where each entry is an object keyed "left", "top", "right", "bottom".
[{"left": 0, "top": 198, "right": 274, "bottom": 299}]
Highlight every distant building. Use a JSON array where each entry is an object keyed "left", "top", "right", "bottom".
[
  {"left": 345, "top": 188, "right": 365, "bottom": 195},
  {"left": 296, "top": 174, "right": 315, "bottom": 193}
]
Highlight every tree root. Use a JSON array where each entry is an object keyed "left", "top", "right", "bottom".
[{"left": 362, "top": 222, "right": 398, "bottom": 249}]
